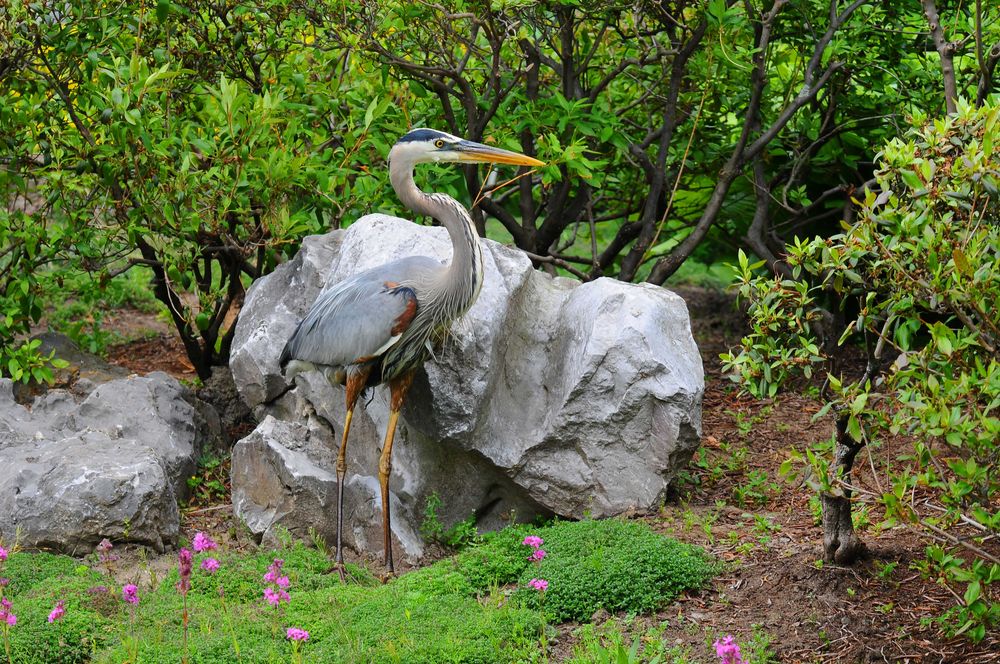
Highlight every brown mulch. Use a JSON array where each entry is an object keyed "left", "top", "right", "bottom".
[{"left": 106, "top": 333, "right": 198, "bottom": 381}]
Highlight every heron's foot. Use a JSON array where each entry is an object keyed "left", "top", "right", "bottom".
[{"left": 323, "top": 560, "right": 348, "bottom": 583}]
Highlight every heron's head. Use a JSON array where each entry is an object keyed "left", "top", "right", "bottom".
[{"left": 388, "top": 128, "right": 544, "bottom": 168}]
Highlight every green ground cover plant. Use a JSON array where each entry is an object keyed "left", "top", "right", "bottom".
[{"left": 0, "top": 519, "right": 713, "bottom": 663}]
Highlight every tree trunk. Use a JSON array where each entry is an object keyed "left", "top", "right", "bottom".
[
  {"left": 822, "top": 494, "right": 862, "bottom": 563},
  {"left": 821, "top": 415, "right": 865, "bottom": 564}
]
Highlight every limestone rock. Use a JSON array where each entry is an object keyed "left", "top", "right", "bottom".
[
  {"left": 231, "top": 416, "right": 422, "bottom": 555},
  {"left": 230, "top": 214, "right": 703, "bottom": 562},
  {"left": 0, "top": 372, "right": 220, "bottom": 552}
]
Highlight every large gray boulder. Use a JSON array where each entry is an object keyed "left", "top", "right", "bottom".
[
  {"left": 0, "top": 372, "right": 221, "bottom": 552},
  {"left": 230, "top": 214, "right": 703, "bottom": 560}
]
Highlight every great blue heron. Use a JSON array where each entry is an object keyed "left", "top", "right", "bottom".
[{"left": 279, "top": 128, "right": 543, "bottom": 576}]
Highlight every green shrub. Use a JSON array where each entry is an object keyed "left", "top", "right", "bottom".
[
  {"left": 447, "top": 519, "right": 715, "bottom": 622},
  {"left": 453, "top": 523, "right": 538, "bottom": 592},
  {"left": 3, "top": 554, "right": 115, "bottom": 663},
  {"left": 0, "top": 0, "right": 414, "bottom": 379},
  {"left": 723, "top": 99, "right": 1000, "bottom": 641},
  {"left": 512, "top": 520, "right": 715, "bottom": 622},
  {"left": 2, "top": 553, "right": 88, "bottom": 599}
]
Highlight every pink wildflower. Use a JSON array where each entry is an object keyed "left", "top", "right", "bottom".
[
  {"left": 286, "top": 627, "right": 310, "bottom": 641},
  {"left": 262, "top": 558, "right": 291, "bottom": 608},
  {"left": 0, "top": 598, "right": 15, "bottom": 626},
  {"left": 201, "top": 558, "right": 220, "bottom": 574},
  {"left": 0, "top": 545, "right": 7, "bottom": 563},
  {"left": 263, "top": 558, "right": 285, "bottom": 585},
  {"left": 122, "top": 583, "right": 140, "bottom": 605},
  {"left": 97, "top": 538, "right": 117, "bottom": 564},
  {"left": 264, "top": 587, "right": 290, "bottom": 608},
  {"left": 177, "top": 548, "right": 193, "bottom": 594},
  {"left": 522, "top": 535, "right": 543, "bottom": 549},
  {"left": 528, "top": 548, "right": 546, "bottom": 562},
  {"left": 192, "top": 532, "right": 217, "bottom": 553},
  {"left": 713, "top": 635, "right": 746, "bottom": 664},
  {"left": 528, "top": 578, "right": 549, "bottom": 592},
  {"left": 47, "top": 600, "right": 66, "bottom": 623}
]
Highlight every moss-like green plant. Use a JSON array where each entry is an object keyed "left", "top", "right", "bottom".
[
  {"left": 1, "top": 521, "right": 713, "bottom": 662},
  {"left": 4, "top": 553, "right": 114, "bottom": 663},
  {"left": 514, "top": 520, "right": 715, "bottom": 622}
]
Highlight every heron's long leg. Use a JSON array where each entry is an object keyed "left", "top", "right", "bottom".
[
  {"left": 335, "top": 367, "right": 370, "bottom": 580},
  {"left": 379, "top": 370, "right": 415, "bottom": 575}
]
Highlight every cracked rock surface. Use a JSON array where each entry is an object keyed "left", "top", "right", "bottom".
[
  {"left": 230, "top": 214, "right": 703, "bottom": 561},
  {"left": 0, "top": 370, "right": 221, "bottom": 553}
]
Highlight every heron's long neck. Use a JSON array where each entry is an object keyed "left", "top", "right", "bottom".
[{"left": 391, "top": 164, "right": 484, "bottom": 315}]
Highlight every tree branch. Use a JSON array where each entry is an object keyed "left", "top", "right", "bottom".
[
  {"left": 647, "top": 0, "right": 871, "bottom": 284},
  {"left": 522, "top": 250, "right": 590, "bottom": 281},
  {"left": 921, "top": 0, "right": 958, "bottom": 113}
]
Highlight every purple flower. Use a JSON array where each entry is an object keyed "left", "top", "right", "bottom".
[
  {"left": 714, "top": 635, "right": 746, "bottom": 664},
  {"left": 47, "top": 600, "right": 66, "bottom": 623},
  {"left": 264, "top": 587, "right": 290, "bottom": 608},
  {"left": 97, "top": 538, "right": 117, "bottom": 564},
  {"left": 201, "top": 558, "right": 220, "bottom": 574},
  {"left": 528, "top": 578, "right": 548, "bottom": 592},
  {"left": 286, "top": 627, "right": 310, "bottom": 641},
  {"left": 262, "top": 558, "right": 291, "bottom": 608},
  {"left": 0, "top": 545, "right": 7, "bottom": 563},
  {"left": 177, "top": 548, "right": 193, "bottom": 594},
  {"left": 0, "top": 597, "right": 15, "bottom": 626},
  {"left": 192, "top": 532, "right": 217, "bottom": 553},
  {"left": 528, "top": 548, "right": 546, "bottom": 562},
  {"left": 0, "top": 578, "right": 9, "bottom": 588},
  {"left": 263, "top": 559, "right": 285, "bottom": 585},
  {"left": 522, "top": 535, "right": 543, "bottom": 549},
  {"left": 122, "top": 584, "right": 140, "bottom": 605}
]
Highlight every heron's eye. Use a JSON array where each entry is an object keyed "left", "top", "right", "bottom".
[{"left": 434, "top": 139, "right": 445, "bottom": 148}]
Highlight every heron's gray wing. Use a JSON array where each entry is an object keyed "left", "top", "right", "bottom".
[{"left": 280, "top": 256, "right": 441, "bottom": 368}]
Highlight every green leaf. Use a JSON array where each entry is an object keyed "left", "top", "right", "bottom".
[
  {"left": 156, "top": 0, "right": 171, "bottom": 21},
  {"left": 936, "top": 332, "right": 953, "bottom": 356},
  {"left": 963, "top": 580, "right": 981, "bottom": 606},
  {"left": 363, "top": 97, "right": 378, "bottom": 131},
  {"left": 900, "top": 169, "right": 922, "bottom": 190},
  {"left": 847, "top": 415, "right": 863, "bottom": 442}
]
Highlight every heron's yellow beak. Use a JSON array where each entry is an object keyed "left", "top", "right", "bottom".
[{"left": 453, "top": 140, "right": 545, "bottom": 167}]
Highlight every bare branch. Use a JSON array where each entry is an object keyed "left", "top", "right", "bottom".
[
  {"left": 921, "top": 0, "right": 958, "bottom": 113},
  {"left": 521, "top": 250, "right": 591, "bottom": 281}
]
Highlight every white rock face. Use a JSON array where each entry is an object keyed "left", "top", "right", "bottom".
[
  {"left": 230, "top": 214, "right": 703, "bottom": 561},
  {"left": 0, "top": 372, "right": 221, "bottom": 552}
]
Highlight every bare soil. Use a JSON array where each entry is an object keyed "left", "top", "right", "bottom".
[{"left": 98, "top": 288, "right": 999, "bottom": 663}]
